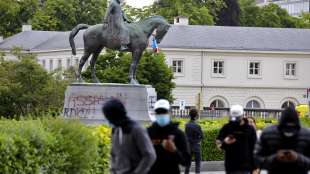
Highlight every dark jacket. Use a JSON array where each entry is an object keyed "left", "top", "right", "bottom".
[
  {"left": 185, "top": 120, "right": 203, "bottom": 152},
  {"left": 102, "top": 99, "right": 156, "bottom": 174},
  {"left": 147, "top": 122, "right": 191, "bottom": 174},
  {"left": 254, "top": 125, "right": 310, "bottom": 174},
  {"left": 217, "top": 121, "right": 257, "bottom": 172}
]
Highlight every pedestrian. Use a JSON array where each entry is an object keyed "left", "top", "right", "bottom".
[
  {"left": 247, "top": 116, "right": 262, "bottom": 139},
  {"left": 148, "top": 99, "right": 191, "bottom": 174},
  {"left": 185, "top": 108, "right": 203, "bottom": 174},
  {"left": 102, "top": 99, "right": 156, "bottom": 174},
  {"left": 216, "top": 105, "right": 257, "bottom": 174},
  {"left": 247, "top": 116, "right": 261, "bottom": 174},
  {"left": 254, "top": 107, "right": 310, "bottom": 174}
]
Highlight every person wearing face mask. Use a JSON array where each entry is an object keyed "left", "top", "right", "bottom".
[
  {"left": 216, "top": 105, "right": 257, "bottom": 174},
  {"left": 147, "top": 99, "right": 191, "bottom": 174},
  {"left": 254, "top": 107, "right": 310, "bottom": 174},
  {"left": 185, "top": 108, "right": 203, "bottom": 174},
  {"left": 102, "top": 99, "right": 156, "bottom": 174}
]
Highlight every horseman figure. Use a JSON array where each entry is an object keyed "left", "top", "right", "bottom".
[{"left": 104, "top": 0, "right": 131, "bottom": 51}]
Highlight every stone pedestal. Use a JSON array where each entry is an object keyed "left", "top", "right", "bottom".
[{"left": 63, "top": 83, "right": 157, "bottom": 124}]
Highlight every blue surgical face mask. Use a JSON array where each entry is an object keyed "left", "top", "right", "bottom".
[{"left": 156, "top": 114, "right": 170, "bottom": 127}]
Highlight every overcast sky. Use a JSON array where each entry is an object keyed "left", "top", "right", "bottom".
[{"left": 125, "top": 0, "right": 155, "bottom": 8}]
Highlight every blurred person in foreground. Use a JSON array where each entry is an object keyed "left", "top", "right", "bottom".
[
  {"left": 185, "top": 108, "right": 203, "bottom": 174},
  {"left": 102, "top": 99, "right": 156, "bottom": 174},
  {"left": 147, "top": 99, "right": 191, "bottom": 174},
  {"left": 216, "top": 105, "right": 257, "bottom": 174},
  {"left": 254, "top": 107, "right": 310, "bottom": 174}
]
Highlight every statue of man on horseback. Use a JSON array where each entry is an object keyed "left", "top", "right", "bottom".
[
  {"left": 69, "top": 2, "right": 170, "bottom": 84},
  {"left": 104, "top": 0, "right": 131, "bottom": 51}
]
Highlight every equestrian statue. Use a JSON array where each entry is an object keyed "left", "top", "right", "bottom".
[{"left": 69, "top": 0, "right": 170, "bottom": 84}]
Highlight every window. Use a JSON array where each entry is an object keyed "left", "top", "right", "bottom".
[
  {"left": 285, "top": 62, "right": 296, "bottom": 77},
  {"left": 42, "top": 60, "right": 46, "bottom": 69},
  {"left": 212, "top": 60, "right": 224, "bottom": 76},
  {"left": 248, "top": 61, "right": 261, "bottom": 77},
  {"left": 58, "top": 59, "right": 62, "bottom": 69},
  {"left": 246, "top": 100, "right": 261, "bottom": 109},
  {"left": 281, "top": 101, "right": 295, "bottom": 109},
  {"left": 172, "top": 60, "right": 184, "bottom": 74},
  {"left": 49, "top": 59, "right": 53, "bottom": 71},
  {"left": 66, "top": 59, "right": 71, "bottom": 68},
  {"left": 210, "top": 99, "right": 225, "bottom": 108}
]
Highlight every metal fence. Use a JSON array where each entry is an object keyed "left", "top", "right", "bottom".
[{"left": 171, "top": 106, "right": 283, "bottom": 120}]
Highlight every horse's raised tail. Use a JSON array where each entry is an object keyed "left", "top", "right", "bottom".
[{"left": 69, "top": 24, "right": 89, "bottom": 55}]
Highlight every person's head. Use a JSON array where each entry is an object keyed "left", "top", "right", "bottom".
[
  {"left": 154, "top": 99, "right": 170, "bottom": 127},
  {"left": 278, "top": 107, "right": 301, "bottom": 138},
  {"left": 247, "top": 116, "right": 257, "bottom": 129},
  {"left": 102, "top": 98, "right": 128, "bottom": 127},
  {"left": 229, "top": 105, "right": 244, "bottom": 125},
  {"left": 189, "top": 108, "right": 199, "bottom": 121}
]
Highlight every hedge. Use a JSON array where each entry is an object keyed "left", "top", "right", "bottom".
[
  {"left": 0, "top": 118, "right": 111, "bottom": 174},
  {"left": 1, "top": 117, "right": 309, "bottom": 173}
]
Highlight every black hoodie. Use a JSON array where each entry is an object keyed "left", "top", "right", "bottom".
[
  {"left": 147, "top": 122, "right": 191, "bottom": 174},
  {"left": 254, "top": 108, "right": 310, "bottom": 174},
  {"left": 102, "top": 99, "right": 156, "bottom": 174}
]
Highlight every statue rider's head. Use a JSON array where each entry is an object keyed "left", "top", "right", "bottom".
[{"left": 116, "top": 0, "right": 124, "bottom": 4}]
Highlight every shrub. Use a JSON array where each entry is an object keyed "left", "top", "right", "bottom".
[{"left": 0, "top": 118, "right": 111, "bottom": 174}]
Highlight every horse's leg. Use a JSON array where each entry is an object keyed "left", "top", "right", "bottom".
[
  {"left": 129, "top": 50, "right": 143, "bottom": 85},
  {"left": 77, "top": 51, "right": 91, "bottom": 82},
  {"left": 90, "top": 49, "right": 102, "bottom": 83}
]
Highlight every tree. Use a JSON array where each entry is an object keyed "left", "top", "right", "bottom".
[
  {"left": 0, "top": 49, "right": 69, "bottom": 118},
  {"left": 0, "top": 0, "right": 39, "bottom": 37},
  {"left": 256, "top": 3, "right": 297, "bottom": 28},
  {"left": 217, "top": 0, "right": 241, "bottom": 26},
  {"left": 135, "top": 0, "right": 216, "bottom": 25},
  {"left": 239, "top": 0, "right": 260, "bottom": 26},
  {"left": 296, "top": 13, "right": 310, "bottom": 28},
  {"left": 82, "top": 50, "right": 175, "bottom": 102},
  {"left": 32, "top": 0, "right": 107, "bottom": 31}
]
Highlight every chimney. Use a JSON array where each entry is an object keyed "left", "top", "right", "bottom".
[
  {"left": 0, "top": 36, "right": 3, "bottom": 43},
  {"left": 22, "top": 25, "right": 32, "bottom": 32},
  {"left": 174, "top": 16, "right": 189, "bottom": 25}
]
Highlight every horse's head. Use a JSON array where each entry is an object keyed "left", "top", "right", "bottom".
[{"left": 155, "top": 22, "right": 170, "bottom": 44}]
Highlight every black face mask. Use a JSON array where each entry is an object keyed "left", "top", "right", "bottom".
[
  {"left": 230, "top": 117, "right": 242, "bottom": 127},
  {"left": 280, "top": 124, "right": 300, "bottom": 138}
]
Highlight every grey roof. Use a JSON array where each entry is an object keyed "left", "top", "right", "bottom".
[
  {"left": 1, "top": 25, "right": 310, "bottom": 52},
  {"left": 159, "top": 25, "right": 310, "bottom": 52}
]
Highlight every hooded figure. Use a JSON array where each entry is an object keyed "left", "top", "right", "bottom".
[
  {"left": 102, "top": 99, "right": 156, "bottom": 174},
  {"left": 254, "top": 108, "right": 310, "bottom": 174}
]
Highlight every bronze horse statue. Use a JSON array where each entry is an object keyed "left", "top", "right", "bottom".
[{"left": 69, "top": 16, "right": 170, "bottom": 84}]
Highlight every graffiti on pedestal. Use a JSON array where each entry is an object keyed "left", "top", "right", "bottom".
[{"left": 64, "top": 92, "right": 127, "bottom": 119}]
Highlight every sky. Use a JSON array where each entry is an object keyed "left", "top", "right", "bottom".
[{"left": 125, "top": 0, "right": 155, "bottom": 8}]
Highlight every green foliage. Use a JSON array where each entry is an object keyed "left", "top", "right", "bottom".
[
  {"left": 31, "top": 0, "right": 107, "bottom": 31},
  {"left": 0, "top": 0, "right": 39, "bottom": 37},
  {"left": 0, "top": 0, "right": 107, "bottom": 36},
  {"left": 135, "top": 0, "right": 217, "bottom": 25},
  {"left": 0, "top": 118, "right": 111, "bottom": 173},
  {"left": 0, "top": 50, "right": 69, "bottom": 118},
  {"left": 82, "top": 50, "right": 175, "bottom": 101},
  {"left": 296, "top": 13, "right": 310, "bottom": 28},
  {"left": 240, "top": 2, "right": 298, "bottom": 28}
]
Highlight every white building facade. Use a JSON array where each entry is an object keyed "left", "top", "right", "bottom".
[{"left": 164, "top": 49, "right": 310, "bottom": 109}]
